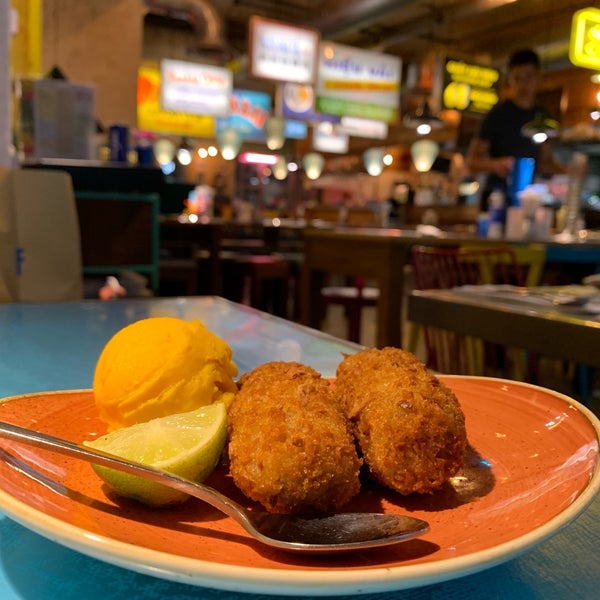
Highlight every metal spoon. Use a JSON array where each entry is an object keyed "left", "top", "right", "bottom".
[{"left": 0, "top": 421, "right": 429, "bottom": 553}]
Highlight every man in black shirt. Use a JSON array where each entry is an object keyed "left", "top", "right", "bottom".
[{"left": 466, "top": 48, "right": 564, "bottom": 209}]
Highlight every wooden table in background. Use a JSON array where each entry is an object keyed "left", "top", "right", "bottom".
[
  {"left": 159, "top": 217, "right": 307, "bottom": 296},
  {"left": 408, "top": 287, "right": 600, "bottom": 368},
  {"left": 300, "top": 227, "right": 479, "bottom": 347},
  {"left": 300, "top": 226, "right": 600, "bottom": 349}
]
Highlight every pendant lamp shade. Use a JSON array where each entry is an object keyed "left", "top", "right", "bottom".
[
  {"left": 363, "top": 147, "right": 385, "bottom": 176},
  {"left": 521, "top": 111, "right": 559, "bottom": 144},
  {"left": 411, "top": 139, "right": 439, "bottom": 172},
  {"left": 217, "top": 129, "right": 242, "bottom": 160},
  {"left": 265, "top": 116, "right": 286, "bottom": 150},
  {"left": 403, "top": 100, "right": 443, "bottom": 132},
  {"left": 272, "top": 156, "right": 288, "bottom": 180},
  {"left": 153, "top": 138, "right": 176, "bottom": 165},
  {"left": 176, "top": 138, "right": 193, "bottom": 165},
  {"left": 302, "top": 152, "right": 324, "bottom": 180}
]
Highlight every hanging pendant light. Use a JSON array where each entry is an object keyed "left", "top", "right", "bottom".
[
  {"left": 363, "top": 147, "right": 385, "bottom": 176},
  {"left": 302, "top": 152, "right": 324, "bottom": 180},
  {"left": 403, "top": 100, "right": 444, "bottom": 133},
  {"left": 177, "top": 147, "right": 192, "bottom": 165},
  {"left": 176, "top": 138, "right": 193, "bottom": 165},
  {"left": 521, "top": 110, "right": 560, "bottom": 144},
  {"left": 272, "top": 156, "right": 288, "bottom": 180},
  {"left": 411, "top": 139, "right": 439, "bottom": 172},
  {"left": 217, "top": 128, "right": 242, "bottom": 160},
  {"left": 153, "top": 138, "right": 176, "bottom": 165},
  {"left": 265, "top": 116, "right": 286, "bottom": 150}
]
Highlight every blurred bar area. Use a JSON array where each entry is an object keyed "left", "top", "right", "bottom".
[
  {"left": 3, "top": 1, "right": 600, "bottom": 401},
  {"left": 3, "top": 5, "right": 600, "bottom": 599}
]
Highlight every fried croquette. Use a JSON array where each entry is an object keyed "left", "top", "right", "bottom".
[
  {"left": 335, "top": 347, "right": 467, "bottom": 495},
  {"left": 227, "top": 362, "right": 362, "bottom": 515}
]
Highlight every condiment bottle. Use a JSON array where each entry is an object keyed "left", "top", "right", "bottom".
[{"left": 487, "top": 190, "right": 505, "bottom": 239}]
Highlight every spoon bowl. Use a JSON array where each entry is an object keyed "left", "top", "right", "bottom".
[{"left": 0, "top": 421, "right": 429, "bottom": 553}]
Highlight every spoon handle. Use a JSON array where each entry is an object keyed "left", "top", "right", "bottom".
[
  {"left": 0, "top": 421, "right": 430, "bottom": 552},
  {"left": 0, "top": 420, "right": 254, "bottom": 531}
]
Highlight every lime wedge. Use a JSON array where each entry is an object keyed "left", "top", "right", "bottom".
[{"left": 84, "top": 402, "right": 227, "bottom": 507}]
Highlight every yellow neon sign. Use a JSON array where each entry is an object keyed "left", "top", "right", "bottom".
[{"left": 570, "top": 7, "right": 600, "bottom": 69}]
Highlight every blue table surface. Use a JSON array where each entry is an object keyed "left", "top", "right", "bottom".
[{"left": 0, "top": 297, "right": 598, "bottom": 599}]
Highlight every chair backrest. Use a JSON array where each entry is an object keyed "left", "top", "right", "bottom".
[
  {"left": 412, "top": 245, "right": 525, "bottom": 290},
  {"left": 506, "top": 244, "right": 546, "bottom": 287},
  {"left": 460, "top": 243, "right": 546, "bottom": 287}
]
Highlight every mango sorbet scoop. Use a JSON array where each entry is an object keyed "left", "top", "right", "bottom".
[{"left": 93, "top": 317, "right": 238, "bottom": 431}]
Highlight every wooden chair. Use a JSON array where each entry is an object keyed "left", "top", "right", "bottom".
[
  {"left": 222, "top": 253, "right": 291, "bottom": 318},
  {"left": 410, "top": 244, "right": 545, "bottom": 378}
]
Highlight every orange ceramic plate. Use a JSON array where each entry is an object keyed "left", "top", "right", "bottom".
[{"left": 0, "top": 376, "right": 599, "bottom": 596}]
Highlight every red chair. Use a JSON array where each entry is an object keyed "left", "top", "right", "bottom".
[{"left": 321, "top": 276, "right": 379, "bottom": 343}]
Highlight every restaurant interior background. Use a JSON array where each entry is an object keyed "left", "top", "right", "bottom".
[
  {"left": 7, "top": 0, "right": 600, "bottom": 221},
  {"left": 6, "top": 1, "right": 600, "bottom": 369}
]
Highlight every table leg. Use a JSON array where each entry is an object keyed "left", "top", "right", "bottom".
[
  {"left": 375, "top": 254, "right": 404, "bottom": 348},
  {"left": 207, "top": 229, "right": 223, "bottom": 295}
]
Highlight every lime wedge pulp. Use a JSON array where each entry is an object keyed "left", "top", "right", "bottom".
[{"left": 84, "top": 402, "right": 227, "bottom": 507}]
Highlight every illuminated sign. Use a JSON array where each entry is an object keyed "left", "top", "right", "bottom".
[
  {"left": 160, "top": 59, "right": 232, "bottom": 116},
  {"left": 570, "top": 7, "right": 600, "bottom": 69},
  {"left": 315, "top": 42, "right": 401, "bottom": 123},
  {"left": 280, "top": 82, "right": 340, "bottom": 124},
  {"left": 285, "top": 119, "right": 308, "bottom": 139},
  {"left": 312, "top": 123, "right": 349, "bottom": 154},
  {"left": 337, "top": 116, "right": 388, "bottom": 139},
  {"left": 216, "top": 89, "right": 271, "bottom": 140},
  {"left": 250, "top": 17, "right": 320, "bottom": 84},
  {"left": 442, "top": 58, "right": 500, "bottom": 114},
  {"left": 137, "top": 64, "right": 215, "bottom": 137}
]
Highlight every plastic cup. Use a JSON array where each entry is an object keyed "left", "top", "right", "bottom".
[
  {"left": 505, "top": 206, "right": 524, "bottom": 239},
  {"left": 508, "top": 157, "right": 535, "bottom": 206}
]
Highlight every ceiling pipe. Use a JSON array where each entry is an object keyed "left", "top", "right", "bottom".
[
  {"left": 144, "top": 0, "right": 228, "bottom": 51},
  {"left": 364, "top": 1, "right": 521, "bottom": 55},
  {"left": 310, "top": 0, "right": 571, "bottom": 70},
  {"left": 308, "top": 0, "right": 419, "bottom": 41}
]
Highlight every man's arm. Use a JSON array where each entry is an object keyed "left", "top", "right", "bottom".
[{"left": 466, "top": 136, "right": 515, "bottom": 179}]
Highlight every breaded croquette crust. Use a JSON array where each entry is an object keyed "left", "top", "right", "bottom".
[
  {"left": 228, "top": 362, "right": 362, "bottom": 515},
  {"left": 335, "top": 347, "right": 467, "bottom": 495}
]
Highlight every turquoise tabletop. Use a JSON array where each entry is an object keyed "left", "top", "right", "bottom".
[{"left": 0, "top": 297, "right": 598, "bottom": 599}]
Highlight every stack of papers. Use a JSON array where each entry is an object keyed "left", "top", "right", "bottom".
[{"left": 454, "top": 284, "right": 600, "bottom": 313}]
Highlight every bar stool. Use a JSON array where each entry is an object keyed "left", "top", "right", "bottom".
[
  {"left": 227, "top": 254, "right": 291, "bottom": 317},
  {"left": 321, "top": 277, "right": 379, "bottom": 343}
]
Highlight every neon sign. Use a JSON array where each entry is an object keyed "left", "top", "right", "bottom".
[{"left": 570, "top": 7, "right": 600, "bottom": 70}]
